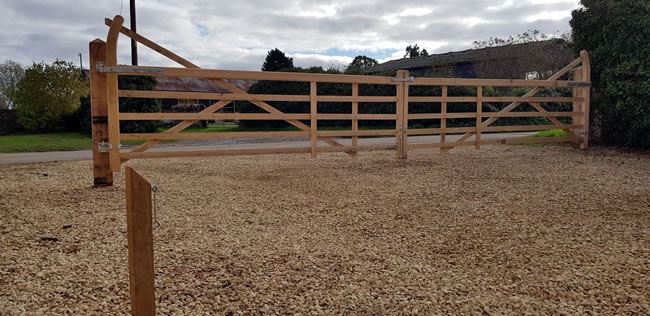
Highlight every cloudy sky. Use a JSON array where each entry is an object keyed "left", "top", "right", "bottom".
[{"left": 0, "top": 0, "right": 580, "bottom": 70}]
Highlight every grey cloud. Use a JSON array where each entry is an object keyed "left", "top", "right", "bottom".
[{"left": 0, "top": 0, "right": 580, "bottom": 70}]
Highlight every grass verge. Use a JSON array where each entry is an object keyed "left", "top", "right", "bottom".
[
  {"left": 534, "top": 129, "right": 568, "bottom": 138},
  {"left": 0, "top": 133, "right": 92, "bottom": 153}
]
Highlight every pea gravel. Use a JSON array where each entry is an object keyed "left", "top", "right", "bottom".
[{"left": 1, "top": 145, "right": 649, "bottom": 315}]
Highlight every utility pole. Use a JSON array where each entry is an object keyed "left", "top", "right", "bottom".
[
  {"left": 79, "top": 53, "right": 83, "bottom": 76},
  {"left": 130, "top": 0, "right": 138, "bottom": 65}
]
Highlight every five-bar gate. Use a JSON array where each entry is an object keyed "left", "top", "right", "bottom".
[{"left": 90, "top": 15, "right": 591, "bottom": 186}]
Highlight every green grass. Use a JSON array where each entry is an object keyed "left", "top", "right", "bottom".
[
  {"left": 534, "top": 129, "right": 568, "bottom": 138},
  {"left": 0, "top": 133, "right": 92, "bottom": 153}
]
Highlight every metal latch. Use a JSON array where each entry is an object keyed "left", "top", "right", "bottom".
[{"left": 391, "top": 76, "right": 415, "bottom": 82}]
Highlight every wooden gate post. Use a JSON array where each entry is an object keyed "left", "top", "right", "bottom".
[
  {"left": 579, "top": 50, "right": 591, "bottom": 150},
  {"left": 572, "top": 66, "right": 584, "bottom": 147},
  {"left": 90, "top": 39, "right": 113, "bottom": 186},
  {"left": 125, "top": 166, "right": 156, "bottom": 316},
  {"left": 395, "top": 70, "right": 409, "bottom": 159}
]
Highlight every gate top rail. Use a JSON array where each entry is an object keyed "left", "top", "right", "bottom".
[{"left": 98, "top": 64, "right": 590, "bottom": 88}]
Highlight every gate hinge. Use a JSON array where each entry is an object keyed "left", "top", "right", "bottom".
[
  {"left": 391, "top": 76, "right": 415, "bottom": 83},
  {"left": 98, "top": 141, "right": 122, "bottom": 152},
  {"left": 96, "top": 62, "right": 163, "bottom": 74}
]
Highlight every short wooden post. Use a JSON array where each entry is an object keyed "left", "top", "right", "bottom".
[
  {"left": 310, "top": 81, "right": 318, "bottom": 158},
  {"left": 90, "top": 39, "right": 113, "bottom": 186},
  {"left": 351, "top": 83, "right": 359, "bottom": 156},
  {"left": 476, "top": 86, "right": 483, "bottom": 149},
  {"left": 579, "top": 50, "right": 591, "bottom": 150},
  {"left": 440, "top": 86, "right": 448, "bottom": 153},
  {"left": 125, "top": 166, "right": 155, "bottom": 316}
]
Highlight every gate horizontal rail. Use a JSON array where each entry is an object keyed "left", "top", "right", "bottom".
[{"left": 90, "top": 14, "right": 591, "bottom": 188}]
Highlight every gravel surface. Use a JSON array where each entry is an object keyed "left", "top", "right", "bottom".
[{"left": 1, "top": 145, "right": 649, "bottom": 314}]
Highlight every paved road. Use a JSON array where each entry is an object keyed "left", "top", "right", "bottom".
[{"left": 0, "top": 133, "right": 533, "bottom": 165}]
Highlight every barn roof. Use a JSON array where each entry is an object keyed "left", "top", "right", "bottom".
[
  {"left": 154, "top": 77, "right": 255, "bottom": 93},
  {"left": 366, "top": 39, "right": 570, "bottom": 74}
]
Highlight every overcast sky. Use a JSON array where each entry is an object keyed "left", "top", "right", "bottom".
[{"left": 0, "top": 0, "right": 580, "bottom": 70}]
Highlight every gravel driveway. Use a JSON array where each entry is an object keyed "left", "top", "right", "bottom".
[{"left": 0, "top": 145, "right": 648, "bottom": 314}]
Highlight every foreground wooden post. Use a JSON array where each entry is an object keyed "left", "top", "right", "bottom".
[
  {"left": 90, "top": 39, "right": 113, "bottom": 186},
  {"left": 125, "top": 166, "right": 155, "bottom": 316},
  {"left": 440, "top": 86, "right": 448, "bottom": 153}
]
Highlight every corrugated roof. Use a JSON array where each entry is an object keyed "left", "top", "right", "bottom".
[
  {"left": 366, "top": 39, "right": 569, "bottom": 73},
  {"left": 154, "top": 77, "right": 255, "bottom": 93}
]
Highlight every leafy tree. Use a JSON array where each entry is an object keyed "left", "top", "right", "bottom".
[
  {"left": 570, "top": 0, "right": 650, "bottom": 148},
  {"left": 14, "top": 60, "right": 88, "bottom": 131},
  {"left": 404, "top": 44, "right": 424, "bottom": 58},
  {"left": 345, "top": 55, "right": 378, "bottom": 74},
  {"left": 261, "top": 48, "right": 294, "bottom": 71},
  {"left": 0, "top": 60, "right": 25, "bottom": 109}
]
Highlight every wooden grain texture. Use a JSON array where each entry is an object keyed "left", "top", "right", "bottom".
[
  {"left": 89, "top": 39, "right": 113, "bottom": 186},
  {"left": 125, "top": 166, "right": 155, "bottom": 316}
]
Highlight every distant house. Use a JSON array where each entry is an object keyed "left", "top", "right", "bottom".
[
  {"left": 82, "top": 70, "right": 255, "bottom": 112},
  {"left": 154, "top": 77, "right": 255, "bottom": 111},
  {"left": 366, "top": 39, "right": 574, "bottom": 79}
]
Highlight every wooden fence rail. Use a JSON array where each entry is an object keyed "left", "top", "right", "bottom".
[{"left": 90, "top": 15, "right": 591, "bottom": 187}]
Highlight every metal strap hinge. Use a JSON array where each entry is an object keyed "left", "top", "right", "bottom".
[
  {"left": 391, "top": 76, "right": 415, "bottom": 83},
  {"left": 96, "top": 62, "right": 163, "bottom": 74},
  {"left": 98, "top": 142, "right": 122, "bottom": 152}
]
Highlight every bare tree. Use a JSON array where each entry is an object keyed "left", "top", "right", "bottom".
[
  {"left": 471, "top": 30, "right": 574, "bottom": 79},
  {"left": 0, "top": 60, "right": 25, "bottom": 109}
]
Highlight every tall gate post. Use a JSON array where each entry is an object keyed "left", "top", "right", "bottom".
[
  {"left": 125, "top": 166, "right": 156, "bottom": 316},
  {"left": 89, "top": 39, "right": 113, "bottom": 186},
  {"left": 579, "top": 50, "right": 591, "bottom": 150}
]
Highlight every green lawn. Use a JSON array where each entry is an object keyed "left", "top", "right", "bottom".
[
  {"left": 0, "top": 127, "right": 574, "bottom": 153},
  {"left": 534, "top": 129, "right": 569, "bottom": 138},
  {"left": 0, "top": 133, "right": 92, "bottom": 153}
]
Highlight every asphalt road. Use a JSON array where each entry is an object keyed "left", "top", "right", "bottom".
[{"left": 0, "top": 133, "right": 533, "bottom": 165}]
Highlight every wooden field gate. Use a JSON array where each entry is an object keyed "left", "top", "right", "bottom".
[{"left": 91, "top": 15, "right": 591, "bottom": 187}]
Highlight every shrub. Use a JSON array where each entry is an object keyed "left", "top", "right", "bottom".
[
  {"left": 570, "top": 0, "right": 650, "bottom": 148},
  {"left": 14, "top": 60, "right": 88, "bottom": 132}
]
